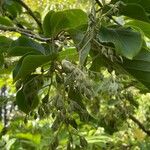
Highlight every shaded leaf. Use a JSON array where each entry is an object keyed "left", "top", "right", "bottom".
[
  {"left": 0, "top": 36, "right": 13, "bottom": 53},
  {"left": 112, "top": 0, "right": 150, "bottom": 14},
  {"left": 98, "top": 26, "right": 142, "bottom": 59},
  {"left": 0, "top": 54, "right": 4, "bottom": 67},
  {"left": 13, "top": 52, "right": 37, "bottom": 80},
  {"left": 8, "top": 46, "right": 42, "bottom": 56},
  {"left": 120, "top": 3, "right": 150, "bottom": 22},
  {"left": 0, "top": 16, "right": 13, "bottom": 26},
  {"left": 43, "top": 9, "right": 88, "bottom": 37},
  {"left": 42, "top": 10, "right": 55, "bottom": 37},
  {"left": 126, "top": 20, "right": 150, "bottom": 39},
  {"left": 79, "top": 40, "right": 91, "bottom": 66},
  {"left": 16, "top": 87, "right": 39, "bottom": 114},
  {"left": 69, "top": 24, "right": 88, "bottom": 45},
  {"left": 16, "top": 89, "right": 31, "bottom": 114},
  {"left": 14, "top": 54, "right": 56, "bottom": 81},
  {"left": 122, "top": 49, "right": 150, "bottom": 89},
  {"left": 10, "top": 35, "right": 45, "bottom": 54},
  {"left": 3, "top": 0, "right": 22, "bottom": 18}
]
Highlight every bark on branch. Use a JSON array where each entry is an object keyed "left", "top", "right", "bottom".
[
  {"left": 14, "top": 0, "right": 42, "bottom": 30},
  {"left": 0, "top": 25, "right": 50, "bottom": 42},
  {"left": 129, "top": 114, "right": 150, "bottom": 136}
]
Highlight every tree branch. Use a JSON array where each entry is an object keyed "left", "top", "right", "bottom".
[
  {"left": 129, "top": 114, "right": 150, "bottom": 136},
  {"left": 0, "top": 25, "right": 50, "bottom": 42},
  {"left": 14, "top": 0, "right": 42, "bottom": 30}
]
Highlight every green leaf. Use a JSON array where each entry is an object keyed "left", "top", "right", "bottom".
[
  {"left": 0, "top": 16, "right": 13, "bottom": 26},
  {"left": 16, "top": 87, "right": 39, "bottom": 114},
  {"left": 43, "top": 9, "right": 88, "bottom": 37},
  {"left": 16, "top": 89, "right": 31, "bottom": 114},
  {"left": 14, "top": 54, "right": 56, "bottom": 81},
  {"left": 0, "top": 36, "right": 13, "bottom": 53},
  {"left": 58, "top": 47, "right": 78, "bottom": 61},
  {"left": 10, "top": 35, "right": 45, "bottom": 54},
  {"left": 90, "top": 53, "right": 105, "bottom": 72},
  {"left": 112, "top": 0, "right": 150, "bottom": 14},
  {"left": 15, "top": 133, "right": 41, "bottom": 145},
  {"left": 79, "top": 37, "right": 91, "bottom": 66},
  {"left": 98, "top": 26, "right": 142, "bottom": 59},
  {"left": 13, "top": 52, "right": 37, "bottom": 80},
  {"left": 120, "top": 3, "right": 150, "bottom": 22},
  {"left": 68, "top": 24, "right": 88, "bottom": 45},
  {"left": 69, "top": 24, "right": 90, "bottom": 65},
  {"left": 126, "top": 20, "right": 150, "bottom": 39},
  {"left": 8, "top": 46, "right": 42, "bottom": 56},
  {"left": 0, "top": 54, "right": 4, "bottom": 67},
  {"left": 42, "top": 10, "right": 55, "bottom": 37},
  {"left": 4, "top": 0, "right": 22, "bottom": 18},
  {"left": 122, "top": 49, "right": 150, "bottom": 89}
]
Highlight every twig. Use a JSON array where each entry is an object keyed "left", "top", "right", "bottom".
[
  {"left": 95, "top": 0, "right": 103, "bottom": 8},
  {"left": 14, "top": 0, "right": 42, "bottom": 30},
  {"left": 109, "top": 16, "right": 122, "bottom": 26},
  {"left": 129, "top": 114, "right": 150, "bottom": 136},
  {"left": 0, "top": 25, "right": 50, "bottom": 42}
]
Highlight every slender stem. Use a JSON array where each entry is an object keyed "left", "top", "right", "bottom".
[
  {"left": 14, "top": 0, "right": 42, "bottom": 30},
  {"left": 129, "top": 114, "right": 150, "bottom": 136},
  {"left": 95, "top": 0, "right": 103, "bottom": 7},
  {"left": 0, "top": 25, "right": 50, "bottom": 42}
]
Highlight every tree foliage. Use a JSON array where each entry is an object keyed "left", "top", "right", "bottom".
[{"left": 0, "top": 0, "right": 150, "bottom": 149}]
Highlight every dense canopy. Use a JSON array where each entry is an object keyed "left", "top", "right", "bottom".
[{"left": 0, "top": 0, "right": 150, "bottom": 149}]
